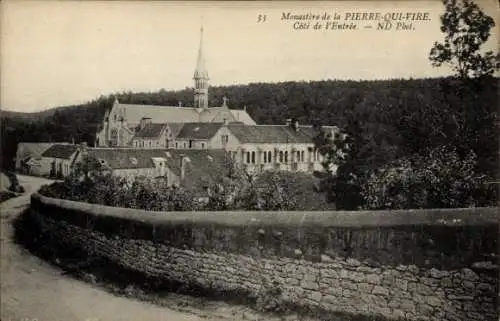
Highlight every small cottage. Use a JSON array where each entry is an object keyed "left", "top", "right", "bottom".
[{"left": 40, "top": 144, "right": 81, "bottom": 178}]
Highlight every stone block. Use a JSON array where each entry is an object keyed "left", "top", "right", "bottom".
[
  {"left": 429, "top": 267, "right": 449, "bottom": 279},
  {"left": 392, "top": 309, "right": 406, "bottom": 318},
  {"left": 425, "top": 296, "right": 443, "bottom": 307},
  {"left": 416, "top": 304, "right": 435, "bottom": 316},
  {"left": 301, "top": 280, "right": 319, "bottom": 291},
  {"left": 416, "top": 283, "right": 433, "bottom": 296},
  {"left": 357, "top": 282, "right": 373, "bottom": 293},
  {"left": 325, "top": 286, "right": 343, "bottom": 297},
  {"left": 305, "top": 290, "right": 322, "bottom": 303},
  {"left": 320, "top": 254, "right": 334, "bottom": 262},
  {"left": 476, "top": 282, "right": 495, "bottom": 295},
  {"left": 461, "top": 268, "right": 479, "bottom": 282},
  {"left": 342, "top": 289, "right": 356, "bottom": 298},
  {"left": 372, "top": 285, "right": 389, "bottom": 296},
  {"left": 441, "top": 276, "right": 453, "bottom": 288},
  {"left": 365, "top": 274, "right": 381, "bottom": 284},
  {"left": 346, "top": 258, "right": 361, "bottom": 267}
]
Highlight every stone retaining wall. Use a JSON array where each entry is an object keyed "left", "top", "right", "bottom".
[{"left": 30, "top": 194, "right": 499, "bottom": 321}]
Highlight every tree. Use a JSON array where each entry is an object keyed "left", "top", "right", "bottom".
[
  {"left": 361, "top": 145, "right": 496, "bottom": 209},
  {"left": 314, "top": 117, "right": 373, "bottom": 210},
  {"left": 429, "top": 0, "right": 500, "bottom": 78}
]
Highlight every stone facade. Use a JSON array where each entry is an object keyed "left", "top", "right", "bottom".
[{"left": 31, "top": 194, "right": 499, "bottom": 321}]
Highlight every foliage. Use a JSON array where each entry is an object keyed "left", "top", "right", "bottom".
[
  {"left": 39, "top": 156, "right": 326, "bottom": 211},
  {"left": 429, "top": 0, "right": 499, "bottom": 78},
  {"left": 2, "top": 77, "right": 497, "bottom": 176},
  {"left": 2, "top": 171, "right": 25, "bottom": 193},
  {"left": 39, "top": 173, "right": 199, "bottom": 211},
  {"left": 240, "top": 171, "right": 300, "bottom": 211},
  {"left": 361, "top": 145, "right": 496, "bottom": 209},
  {"left": 315, "top": 115, "right": 379, "bottom": 210}
]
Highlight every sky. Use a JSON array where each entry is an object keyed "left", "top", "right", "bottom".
[{"left": 1, "top": 0, "right": 499, "bottom": 112}]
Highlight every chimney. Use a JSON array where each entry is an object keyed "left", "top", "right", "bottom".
[
  {"left": 139, "top": 117, "right": 152, "bottom": 130},
  {"left": 285, "top": 118, "right": 292, "bottom": 126},
  {"left": 180, "top": 154, "right": 186, "bottom": 181},
  {"left": 79, "top": 142, "right": 88, "bottom": 154}
]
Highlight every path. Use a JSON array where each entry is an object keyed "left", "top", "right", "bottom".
[{"left": 0, "top": 175, "right": 273, "bottom": 321}]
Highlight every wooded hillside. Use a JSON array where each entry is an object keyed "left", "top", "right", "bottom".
[{"left": 2, "top": 77, "right": 498, "bottom": 178}]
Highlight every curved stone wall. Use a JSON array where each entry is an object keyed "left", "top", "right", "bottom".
[{"left": 30, "top": 193, "right": 499, "bottom": 321}]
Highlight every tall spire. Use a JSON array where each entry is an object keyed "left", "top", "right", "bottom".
[
  {"left": 193, "top": 20, "right": 209, "bottom": 109},
  {"left": 194, "top": 22, "right": 208, "bottom": 80}
]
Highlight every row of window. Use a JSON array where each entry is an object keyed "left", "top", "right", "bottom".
[
  {"left": 134, "top": 140, "right": 158, "bottom": 148},
  {"left": 133, "top": 139, "right": 208, "bottom": 149},
  {"left": 243, "top": 150, "right": 319, "bottom": 164}
]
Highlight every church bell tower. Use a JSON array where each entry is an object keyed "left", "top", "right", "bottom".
[{"left": 193, "top": 24, "right": 209, "bottom": 109}]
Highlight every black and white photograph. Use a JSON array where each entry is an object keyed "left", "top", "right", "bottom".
[{"left": 0, "top": 1, "right": 498, "bottom": 320}]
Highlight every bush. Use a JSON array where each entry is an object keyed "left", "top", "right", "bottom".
[
  {"left": 361, "top": 145, "right": 497, "bottom": 209},
  {"left": 38, "top": 166, "right": 331, "bottom": 212},
  {"left": 38, "top": 154, "right": 330, "bottom": 211}
]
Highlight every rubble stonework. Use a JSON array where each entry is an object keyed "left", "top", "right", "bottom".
[{"left": 31, "top": 194, "right": 499, "bottom": 321}]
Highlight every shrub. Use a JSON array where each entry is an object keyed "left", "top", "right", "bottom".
[{"left": 361, "top": 145, "right": 497, "bottom": 209}]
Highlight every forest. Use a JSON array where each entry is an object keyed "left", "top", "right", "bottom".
[{"left": 2, "top": 77, "right": 498, "bottom": 175}]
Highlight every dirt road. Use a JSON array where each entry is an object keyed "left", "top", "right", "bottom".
[{"left": 1, "top": 175, "right": 277, "bottom": 321}]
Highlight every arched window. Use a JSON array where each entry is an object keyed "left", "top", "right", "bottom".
[
  {"left": 263, "top": 151, "right": 267, "bottom": 163},
  {"left": 284, "top": 151, "right": 288, "bottom": 163},
  {"left": 279, "top": 151, "right": 283, "bottom": 163},
  {"left": 301, "top": 151, "right": 304, "bottom": 162},
  {"left": 110, "top": 129, "right": 118, "bottom": 146},
  {"left": 296, "top": 151, "right": 300, "bottom": 162},
  {"left": 268, "top": 151, "right": 272, "bottom": 163},
  {"left": 246, "top": 151, "right": 250, "bottom": 163},
  {"left": 251, "top": 151, "right": 255, "bottom": 164}
]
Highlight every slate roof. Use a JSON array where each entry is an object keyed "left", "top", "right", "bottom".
[
  {"left": 162, "top": 149, "right": 230, "bottom": 191},
  {"left": 175, "top": 122, "right": 224, "bottom": 140},
  {"left": 87, "top": 148, "right": 167, "bottom": 169},
  {"left": 167, "top": 123, "right": 185, "bottom": 138},
  {"left": 198, "top": 107, "right": 235, "bottom": 122},
  {"left": 112, "top": 102, "right": 256, "bottom": 126},
  {"left": 226, "top": 124, "right": 321, "bottom": 144},
  {"left": 41, "top": 144, "right": 79, "bottom": 159},
  {"left": 133, "top": 123, "right": 167, "bottom": 138},
  {"left": 115, "top": 104, "right": 200, "bottom": 124},
  {"left": 230, "top": 110, "right": 257, "bottom": 125},
  {"left": 86, "top": 148, "right": 230, "bottom": 193}
]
